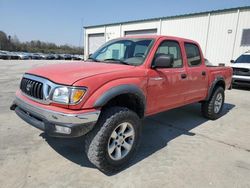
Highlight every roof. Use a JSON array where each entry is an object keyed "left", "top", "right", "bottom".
[
  {"left": 84, "top": 6, "right": 250, "bottom": 29},
  {"left": 117, "top": 35, "right": 198, "bottom": 43},
  {"left": 119, "top": 35, "right": 160, "bottom": 39}
]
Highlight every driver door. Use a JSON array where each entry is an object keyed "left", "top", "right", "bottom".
[{"left": 147, "top": 40, "right": 189, "bottom": 114}]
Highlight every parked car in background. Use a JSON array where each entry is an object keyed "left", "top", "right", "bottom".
[
  {"left": 36, "top": 53, "right": 47, "bottom": 60},
  {"left": 0, "top": 51, "right": 10, "bottom": 59},
  {"left": 16, "top": 52, "right": 30, "bottom": 60},
  {"left": 54, "top": 54, "right": 64, "bottom": 60},
  {"left": 0, "top": 51, "right": 82, "bottom": 61},
  {"left": 21, "top": 52, "right": 32, "bottom": 59},
  {"left": 62, "top": 54, "right": 72, "bottom": 60},
  {"left": 72, "top": 54, "right": 78, "bottom": 60},
  {"left": 30, "top": 53, "right": 42, "bottom": 60},
  {"left": 8, "top": 52, "right": 19, "bottom": 60},
  {"left": 231, "top": 51, "right": 250, "bottom": 87},
  {"left": 45, "top": 54, "right": 55, "bottom": 60},
  {"left": 72, "top": 54, "right": 84, "bottom": 60},
  {"left": 78, "top": 55, "right": 84, "bottom": 60}
]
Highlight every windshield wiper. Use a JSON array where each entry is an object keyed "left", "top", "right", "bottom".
[{"left": 103, "top": 58, "right": 130, "bottom": 65}]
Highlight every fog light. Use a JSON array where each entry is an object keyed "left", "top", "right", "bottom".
[{"left": 55, "top": 125, "right": 71, "bottom": 134}]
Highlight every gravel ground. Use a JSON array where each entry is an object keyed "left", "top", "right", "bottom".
[{"left": 0, "top": 60, "right": 250, "bottom": 188}]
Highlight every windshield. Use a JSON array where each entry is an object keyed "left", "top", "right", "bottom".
[
  {"left": 89, "top": 38, "right": 154, "bottom": 66},
  {"left": 235, "top": 55, "right": 250, "bottom": 63}
]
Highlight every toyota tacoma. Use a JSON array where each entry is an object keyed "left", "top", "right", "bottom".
[{"left": 11, "top": 35, "right": 232, "bottom": 173}]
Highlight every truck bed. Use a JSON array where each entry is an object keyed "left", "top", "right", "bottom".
[{"left": 207, "top": 65, "right": 233, "bottom": 89}]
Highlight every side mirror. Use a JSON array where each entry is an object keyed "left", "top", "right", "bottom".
[
  {"left": 153, "top": 54, "right": 173, "bottom": 68},
  {"left": 230, "top": 59, "right": 235, "bottom": 63}
]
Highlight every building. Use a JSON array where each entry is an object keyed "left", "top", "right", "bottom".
[{"left": 84, "top": 6, "right": 250, "bottom": 65}]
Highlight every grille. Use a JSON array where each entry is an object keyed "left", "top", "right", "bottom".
[
  {"left": 233, "top": 68, "right": 250, "bottom": 76},
  {"left": 20, "top": 78, "right": 43, "bottom": 99}
]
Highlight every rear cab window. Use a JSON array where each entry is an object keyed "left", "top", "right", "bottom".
[{"left": 184, "top": 43, "right": 202, "bottom": 67}]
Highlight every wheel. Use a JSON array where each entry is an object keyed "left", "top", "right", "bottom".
[
  {"left": 201, "top": 87, "right": 225, "bottom": 120},
  {"left": 85, "top": 106, "right": 141, "bottom": 173}
]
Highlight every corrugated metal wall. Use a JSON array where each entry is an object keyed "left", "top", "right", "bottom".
[
  {"left": 84, "top": 8, "right": 250, "bottom": 65},
  {"left": 161, "top": 15, "right": 209, "bottom": 54},
  {"left": 205, "top": 11, "right": 239, "bottom": 64},
  {"left": 233, "top": 10, "right": 250, "bottom": 59}
]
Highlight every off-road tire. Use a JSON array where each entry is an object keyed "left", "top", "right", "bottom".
[
  {"left": 85, "top": 106, "right": 141, "bottom": 173},
  {"left": 201, "top": 87, "right": 225, "bottom": 120}
]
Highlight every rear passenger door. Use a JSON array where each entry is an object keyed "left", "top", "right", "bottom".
[{"left": 184, "top": 43, "right": 208, "bottom": 101}]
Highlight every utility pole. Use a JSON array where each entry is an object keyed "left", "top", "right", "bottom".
[{"left": 79, "top": 18, "right": 84, "bottom": 55}]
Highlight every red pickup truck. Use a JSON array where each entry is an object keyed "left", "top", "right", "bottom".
[{"left": 11, "top": 35, "right": 232, "bottom": 173}]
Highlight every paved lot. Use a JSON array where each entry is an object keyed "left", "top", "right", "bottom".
[{"left": 0, "top": 60, "right": 250, "bottom": 188}]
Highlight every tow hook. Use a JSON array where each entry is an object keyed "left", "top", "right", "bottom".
[{"left": 10, "top": 104, "right": 17, "bottom": 111}]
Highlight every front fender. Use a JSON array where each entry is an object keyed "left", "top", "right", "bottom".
[
  {"left": 81, "top": 77, "right": 147, "bottom": 109},
  {"left": 94, "top": 84, "right": 146, "bottom": 108}
]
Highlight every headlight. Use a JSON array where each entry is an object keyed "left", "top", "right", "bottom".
[
  {"left": 52, "top": 87, "right": 87, "bottom": 104},
  {"left": 52, "top": 87, "right": 69, "bottom": 104}
]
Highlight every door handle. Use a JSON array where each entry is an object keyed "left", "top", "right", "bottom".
[
  {"left": 150, "top": 77, "right": 163, "bottom": 81},
  {"left": 181, "top": 73, "right": 187, "bottom": 79},
  {"left": 202, "top": 71, "right": 206, "bottom": 76}
]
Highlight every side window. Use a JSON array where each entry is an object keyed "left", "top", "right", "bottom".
[
  {"left": 155, "top": 41, "right": 183, "bottom": 68},
  {"left": 184, "top": 43, "right": 202, "bottom": 66}
]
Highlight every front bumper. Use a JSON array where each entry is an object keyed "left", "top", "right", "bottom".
[
  {"left": 10, "top": 96, "right": 100, "bottom": 137},
  {"left": 232, "top": 75, "right": 250, "bottom": 87}
]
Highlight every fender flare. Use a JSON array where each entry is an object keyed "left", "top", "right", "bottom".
[
  {"left": 205, "top": 76, "right": 225, "bottom": 101},
  {"left": 94, "top": 84, "right": 146, "bottom": 109}
]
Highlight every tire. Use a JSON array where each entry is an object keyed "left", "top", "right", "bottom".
[
  {"left": 201, "top": 87, "right": 225, "bottom": 120},
  {"left": 85, "top": 106, "right": 141, "bottom": 173}
]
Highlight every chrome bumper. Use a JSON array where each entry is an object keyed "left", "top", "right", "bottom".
[
  {"left": 11, "top": 96, "right": 100, "bottom": 137},
  {"left": 232, "top": 75, "right": 250, "bottom": 86}
]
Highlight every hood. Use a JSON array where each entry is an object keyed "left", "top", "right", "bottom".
[
  {"left": 231, "top": 63, "right": 250, "bottom": 69},
  {"left": 26, "top": 61, "right": 135, "bottom": 85}
]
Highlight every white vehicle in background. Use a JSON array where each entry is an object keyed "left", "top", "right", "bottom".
[
  {"left": 78, "top": 55, "right": 84, "bottom": 60},
  {"left": 37, "top": 53, "right": 47, "bottom": 60},
  {"left": 231, "top": 51, "right": 250, "bottom": 87},
  {"left": 72, "top": 54, "right": 84, "bottom": 60},
  {"left": 16, "top": 52, "right": 30, "bottom": 60}
]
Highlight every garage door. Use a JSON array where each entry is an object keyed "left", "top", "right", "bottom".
[
  {"left": 88, "top": 33, "right": 105, "bottom": 54},
  {"left": 124, "top": 29, "right": 157, "bottom": 36}
]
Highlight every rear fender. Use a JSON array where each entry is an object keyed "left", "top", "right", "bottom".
[{"left": 205, "top": 76, "right": 225, "bottom": 101}]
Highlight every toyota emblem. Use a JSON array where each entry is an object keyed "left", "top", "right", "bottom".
[{"left": 26, "top": 83, "right": 32, "bottom": 91}]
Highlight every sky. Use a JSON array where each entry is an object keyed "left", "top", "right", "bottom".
[{"left": 0, "top": 0, "right": 249, "bottom": 47}]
